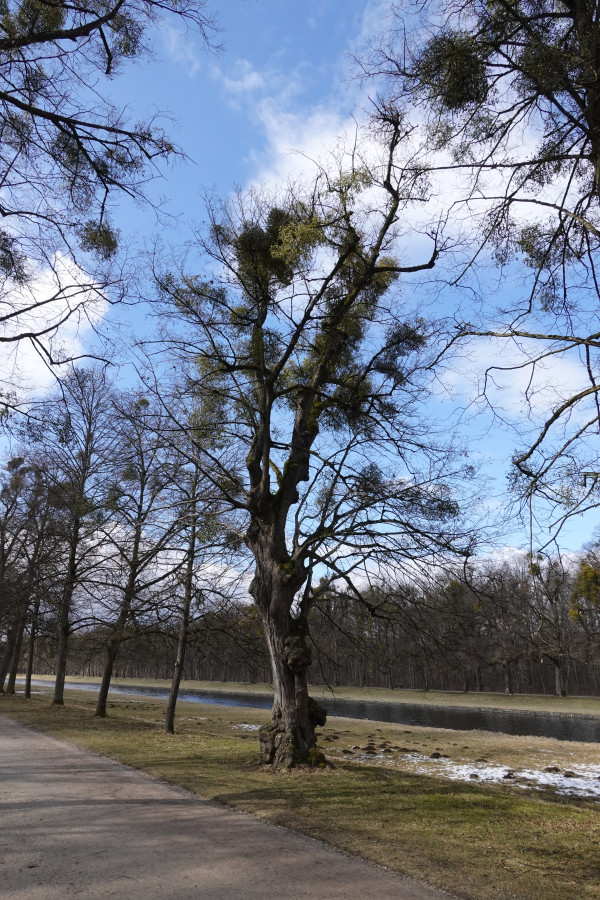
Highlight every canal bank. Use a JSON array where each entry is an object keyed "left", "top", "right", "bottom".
[{"left": 17, "top": 677, "right": 600, "bottom": 743}]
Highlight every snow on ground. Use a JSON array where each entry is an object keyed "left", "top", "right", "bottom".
[
  {"left": 231, "top": 723, "right": 261, "bottom": 731},
  {"left": 332, "top": 749, "right": 600, "bottom": 800}
]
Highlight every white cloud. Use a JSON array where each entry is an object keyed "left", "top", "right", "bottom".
[
  {"left": 439, "top": 333, "right": 591, "bottom": 424},
  {"left": 0, "top": 254, "right": 108, "bottom": 398},
  {"left": 161, "top": 22, "right": 202, "bottom": 78},
  {"left": 218, "top": 59, "right": 265, "bottom": 96}
]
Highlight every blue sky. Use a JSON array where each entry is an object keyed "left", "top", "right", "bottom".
[
  {"left": 7, "top": 0, "right": 599, "bottom": 555},
  {"left": 110, "top": 0, "right": 379, "bottom": 231},
  {"left": 87, "top": 0, "right": 600, "bottom": 553}
]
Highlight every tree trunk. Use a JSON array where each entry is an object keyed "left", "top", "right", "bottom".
[
  {"left": 165, "top": 473, "right": 198, "bottom": 735},
  {"left": 0, "top": 624, "right": 16, "bottom": 693},
  {"left": 502, "top": 660, "right": 513, "bottom": 695},
  {"left": 554, "top": 661, "right": 568, "bottom": 697},
  {"left": 95, "top": 579, "right": 138, "bottom": 718},
  {"left": 24, "top": 596, "right": 40, "bottom": 699},
  {"left": 53, "top": 521, "right": 80, "bottom": 706},
  {"left": 5, "top": 606, "right": 28, "bottom": 694},
  {"left": 165, "top": 604, "right": 190, "bottom": 734},
  {"left": 475, "top": 665, "right": 483, "bottom": 692},
  {"left": 95, "top": 634, "right": 122, "bottom": 717},
  {"left": 53, "top": 599, "right": 71, "bottom": 706},
  {"left": 256, "top": 592, "right": 327, "bottom": 770}
]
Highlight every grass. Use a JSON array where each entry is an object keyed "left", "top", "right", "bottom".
[
  {"left": 22, "top": 672, "right": 600, "bottom": 716},
  {"left": 3, "top": 687, "right": 600, "bottom": 900}
]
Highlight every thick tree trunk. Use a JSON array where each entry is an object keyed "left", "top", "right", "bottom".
[
  {"left": 256, "top": 592, "right": 326, "bottom": 770},
  {"left": 0, "top": 624, "right": 16, "bottom": 693},
  {"left": 5, "top": 605, "right": 28, "bottom": 694},
  {"left": 554, "top": 661, "right": 568, "bottom": 697}
]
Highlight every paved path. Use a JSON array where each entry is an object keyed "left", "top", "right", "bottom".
[{"left": 0, "top": 716, "right": 454, "bottom": 900}]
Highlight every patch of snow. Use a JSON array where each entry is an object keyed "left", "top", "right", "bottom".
[
  {"left": 333, "top": 749, "right": 600, "bottom": 800},
  {"left": 232, "top": 723, "right": 260, "bottom": 732}
]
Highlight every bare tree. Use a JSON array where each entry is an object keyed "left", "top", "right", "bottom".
[
  {"left": 26, "top": 365, "right": 117, "bottom": 705},
  {"left": 153, "top": 112, "right": 475, "bottom": 769},
  {"left": 93, "top": 392, "right": 183, "bottom": 717},
  {"left": 362, "top": 0, "right": 600, "bottom": 537}
]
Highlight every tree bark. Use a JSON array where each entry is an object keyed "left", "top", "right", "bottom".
[
  {"left": 95, "top": 630, "right": 124, "bottom": 717},
  {"left": 554, "top": 660, "right": 568, "bottom": 697},
  {"left": 252, "top": 568, "right": 326, "bottom": 770},
  {"left": 165, "top": 600, "right": 191, "bottom": 734},
  {"left": 502, "top": 660, "right": 513, "bottom": 695},
  {"left": 53, "top": 519, "right": 80, "bottom": 706},
  {"left": 5, "top": 602, "right": 28, "bottom": 694},
  {"left": 165, "top": 466, "right": 199, "bottom": 735},
  {"left": 95, "top": 562, "right": 140, "bottom": 717},
  {"left": 24, "top": 595, "right": 40, "bottom": 699},
  {"left": 0, "top": 624, "right": 16, "bottom": 693}
]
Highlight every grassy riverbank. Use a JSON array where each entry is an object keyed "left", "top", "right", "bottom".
[
  {"left": 22, "top": 673, "right": 600, "bottom": 716},
  {"left": 2, "top": 690, "right": 599, "bottom": 900}
]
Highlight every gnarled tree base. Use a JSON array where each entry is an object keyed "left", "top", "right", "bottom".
[{"left": 259, "top": 696, "right": 327, "bottom": 770}]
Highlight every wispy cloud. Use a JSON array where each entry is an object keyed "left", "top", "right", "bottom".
[
  {"left": 161, "top": 22, "right": 202, "bottom": 78},
  {"left": 218, "top": 59, "right": 265, "bottom": 95}
]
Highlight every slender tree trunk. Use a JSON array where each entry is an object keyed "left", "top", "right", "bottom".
[
  {"left": 25, "top": 595, "right": 40, "bottom": 699},
  {"left": 95, "top": 628, "right": 125, "bottom": 717},
  {"left": 53, "top": 521, "right": 80, "bottom": 706},
  {"left": 165, "top": 482, "right": 198, "bottom": 735},
  {"left": 95, "top": 575, "right": 140, "bottom": 718},
  {"left": 6, "top": 602, "right": 29, "bottom": 694},
  {"left": 475, "top": 665, "right": 483, "bottom": 692},
  {"left": 53, "top": 597, "right": 71, "bottom": 706},
  {"left": 502, "top": 660, "right": 514, "bottom": 695},
  {"left": 164, "top": 600, "right": 191, "bottom": 734}
]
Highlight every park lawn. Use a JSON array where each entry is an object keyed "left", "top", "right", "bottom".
[
  {"left": 20, "top": 672, "right": 600, "bottom": 716},
  {"left": 2, "top": 691, "right": 600, "bottom": 900}
]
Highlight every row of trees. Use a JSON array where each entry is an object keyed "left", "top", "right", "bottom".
[
  {"left": 0, "top": 365, "right": 242, "bottom": 730},
  {"left": 14, "top": 548, "right": 600, "bottom": 699}
]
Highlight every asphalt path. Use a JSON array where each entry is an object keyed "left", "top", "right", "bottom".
[{"left": 0, "top": 716, "right": 454, "bottom": 900}]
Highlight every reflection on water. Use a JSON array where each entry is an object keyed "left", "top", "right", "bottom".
[{"left": 18, "top": 678, "right": 600, "bottom": 743}]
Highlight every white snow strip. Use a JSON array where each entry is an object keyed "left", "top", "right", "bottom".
[{"left": 334, "top": 750, "right": 600, "bottom": 799}]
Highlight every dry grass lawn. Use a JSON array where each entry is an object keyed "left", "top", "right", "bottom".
[{"left": 2, "top": 687, "right": 600, "bottom": 900}]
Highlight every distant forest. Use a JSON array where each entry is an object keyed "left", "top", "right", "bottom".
[{"left": 15, "top": 556, "right": 600, "bottom": 698}]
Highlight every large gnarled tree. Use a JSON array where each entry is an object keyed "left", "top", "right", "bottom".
[{"left": 156, "top": 111, "right": 473, "bottom": 769}]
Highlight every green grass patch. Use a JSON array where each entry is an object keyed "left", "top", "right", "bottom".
[{"left": 2, "top": 690, "right": 600, "bottom": 900}]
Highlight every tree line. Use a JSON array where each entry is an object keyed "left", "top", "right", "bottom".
[{"left": 0, "top": 353, "right": 597, "bottom": 711}]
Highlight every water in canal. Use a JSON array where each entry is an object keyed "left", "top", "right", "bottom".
[{"left": 18, "top": 678, "right": 600, "bottom": 743}]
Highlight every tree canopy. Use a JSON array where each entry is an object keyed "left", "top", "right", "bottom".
[
  {"left": 0, "top": 0, "right": 217, "bottom": 373},
  {"left": 363, "top": 0, "right": 600, "bottom": 536}
]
